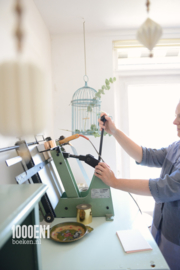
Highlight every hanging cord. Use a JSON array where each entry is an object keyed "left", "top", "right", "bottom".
[
  {"left": 14, "top": 0, "right": 24, "bottom": 53},
  {"left": 146, "top": 0, "right": 150, "bottom": 13},
  {"left": 146, "top": 0, "right": 152, "bottom": 57},
  {"left": 83, "top": 21, "right": 87, "bottom": 76}
]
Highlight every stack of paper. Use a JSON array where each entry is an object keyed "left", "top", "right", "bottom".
[{"left": 116, "top": 229, "right": 152, "bottom": 253}]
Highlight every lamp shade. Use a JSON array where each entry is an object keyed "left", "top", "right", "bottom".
[
  {"left": 0, "top": 61, "right": 48, "bottom": 137},
  {"left": 136, "top": 18, "right": 162, "bottom": 52}
]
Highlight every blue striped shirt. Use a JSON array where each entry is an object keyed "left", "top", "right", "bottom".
[{"left": 137, "top": 141, "right": 180, "bottom": 270}]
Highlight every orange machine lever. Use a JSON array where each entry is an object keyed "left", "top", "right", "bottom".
[
  {"left": 59, "top": 134, "right": 90, "bottom": 145},
  {"left": 59, "top": 134, "right": 80, "bottom": 145}
]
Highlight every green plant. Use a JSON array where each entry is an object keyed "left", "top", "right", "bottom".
[
  {"left": 87, "top": 77, "right": 116, "bottom": 113},
  {"left": 87, "top": 77, "right": 116, "bottom": 137},
  {"left": 75, "top": 124, "right": 111, "bottom": 137},
  {"left": 90, "top": 124, "right": 111, "bottom": 137}
]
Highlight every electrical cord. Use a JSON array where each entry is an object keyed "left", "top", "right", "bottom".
[
  {"left": 77, "top": 134, "right": 106, "bottom": 163},
  {"left": 128, "top": 192, "right": 142, "bottom": 214},
  {"left": 88, "top": 140, "right": 105, "bottom": 163},
  {"left": 58, "top": 133, "right": 106, "bottom": 162}
]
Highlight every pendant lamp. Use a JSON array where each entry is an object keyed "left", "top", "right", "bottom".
[
  {"left": 0, "top": 0, "right": 48, "bottom": 137},
  {"left": 136, "top": 0, "right": 162, "bottom": 57}
]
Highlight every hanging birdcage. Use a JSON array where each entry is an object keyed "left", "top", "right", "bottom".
[
  {"left": 71, "top": 76, "right": 101, "bottom": 135},
  {"left": 71, "top": 21, "right": 101, "bottom": 135}
]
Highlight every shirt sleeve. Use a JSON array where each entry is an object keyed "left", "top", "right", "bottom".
[
  {"left": 136, "top": 146, "right": 167, "bottom": 168},
  {"left": 149, "top": 168, "right": 180, "bottom": 203}
]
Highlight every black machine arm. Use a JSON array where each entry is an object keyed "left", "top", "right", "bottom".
[
  {"left": 61, "top": 115, "right": 107, "bottom": 168},
  {"left": 99, "top": 114, "right": 107, "bottom": 161},
  {"left": 62, "top": 152, "right": 99, "bottom": 168}
]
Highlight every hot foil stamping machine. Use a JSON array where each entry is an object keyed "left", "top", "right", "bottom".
[
  {"left": 48, "top": 115, "right": 114, "bottom": 221},
  {"left": 3, "top": 116, "right": 114, "bottom": 222}
]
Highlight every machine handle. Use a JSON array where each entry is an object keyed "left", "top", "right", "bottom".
[
  {"left": 98, "top": 115, "right": 107, "bottom": 161},
  {"left": 59, "top": 134, "right": 80, "bottom": 145},
  {"left": 100, "top": 115, "right": 107, "bottom": 125}
]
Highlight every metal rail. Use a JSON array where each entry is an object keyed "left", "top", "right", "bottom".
[{"left": 0, "top": 140, "right": 44, "bottom": 153}]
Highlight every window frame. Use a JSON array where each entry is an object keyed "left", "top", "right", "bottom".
[{"left": 113, "top": 70, "right": 180, "bottom": 178}]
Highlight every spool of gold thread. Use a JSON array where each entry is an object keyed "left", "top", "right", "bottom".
[{"left": 76, "top": 204, "right": 92, "bottom": 225}]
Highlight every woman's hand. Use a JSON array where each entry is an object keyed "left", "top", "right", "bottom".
[
  {"left": 98, "top": 112, "right": 117, "bottom": 135},
  {"left": 94, "top": 162, "right": 117, "bottom": 188},
  {"left": 95, "top": 163, "right": 151, "bottom": 196}
]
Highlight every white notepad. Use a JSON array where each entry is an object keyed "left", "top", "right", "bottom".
[{"left": 116, "top": 229, "right": 152, "bottom": 253}]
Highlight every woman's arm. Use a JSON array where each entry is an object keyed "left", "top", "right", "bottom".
[
  {"left": 95, "top": 162, "right": 151, "bottom": 196},
  {"left": 99, "top": 113, "right": 142, "bottom": 163},
  {"left": 113, "top": 128, "right": 143, "bottom": 163}
]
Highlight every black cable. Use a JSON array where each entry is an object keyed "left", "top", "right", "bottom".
[{"left": 128, "top": 192, "right": 142, "bottom": 214}]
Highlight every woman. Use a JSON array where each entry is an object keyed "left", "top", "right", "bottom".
[{"left": 95, "top": 103, "right": 180, "bottom": 270}]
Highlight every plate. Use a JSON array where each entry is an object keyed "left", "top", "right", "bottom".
[{"left": 49, "top": 222, "right": 93, "bottom": 243}]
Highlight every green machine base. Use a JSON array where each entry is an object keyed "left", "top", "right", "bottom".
[
  {"left": 55, "top": 175, "right": 114, "bottom": 219},
  {"left": 51, "top": 148, "right": 114, "bottom": 220}
]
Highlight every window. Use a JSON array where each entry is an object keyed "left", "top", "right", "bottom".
[
  {"left": 114, "top": 39, "right": 180, "bottom": 214},
  {"left": 127, "top": 84, "right": 180, "bottom": 212}
]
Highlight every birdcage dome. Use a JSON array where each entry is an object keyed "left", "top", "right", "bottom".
[
  {"left": 72, "top": 82, "right": 100, "bottom": 107},
  {"left": 71, "top": 79, "right": 101, "bottom": 135}
]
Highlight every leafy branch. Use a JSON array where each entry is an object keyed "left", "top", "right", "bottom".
[
  {"left": 74, "top": 77, "right": 116, "bottom": 137},
  {"left": 75, "top": 124, "right": 111, "bottom": 138},
  {"left": 87, "top": 77, "right": 116, "bottom": 137},
  {"left": 87, "top": 77, "right": 116, "bottom": 112}
]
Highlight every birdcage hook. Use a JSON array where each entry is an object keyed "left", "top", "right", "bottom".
[{"left": 83, "top": 75, "right": 89, "bottom": 82}]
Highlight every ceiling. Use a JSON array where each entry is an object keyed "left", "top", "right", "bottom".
[{"left": 34, "top": 0, "right": 180, "bottom": 35}]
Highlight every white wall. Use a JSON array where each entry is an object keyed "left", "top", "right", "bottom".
[
  {"left": 51, "top": 28, "right": 180, "bottom": 184},
  {"left": 0, "top": 0, "right": 53, "bottom": 184}
]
